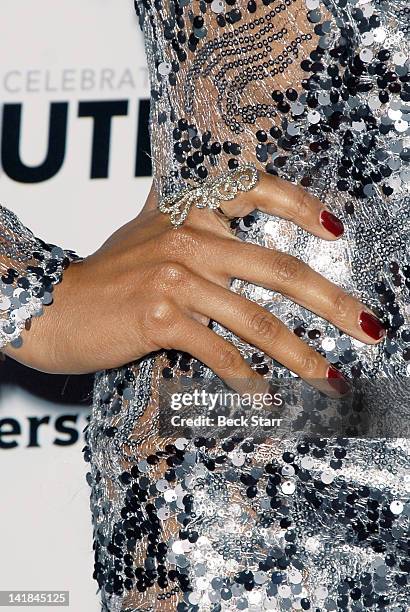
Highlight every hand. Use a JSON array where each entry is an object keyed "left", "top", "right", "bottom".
[{"left": 4, "top": 173, "right": 386, "bottom": 397}]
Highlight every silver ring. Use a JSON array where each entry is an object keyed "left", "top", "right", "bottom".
[
  {"left": 215, "top": 204, "right": 233, "bottom": 221},
  {"left": 157, "top": 163, "right": 259, "bottom": 228}
]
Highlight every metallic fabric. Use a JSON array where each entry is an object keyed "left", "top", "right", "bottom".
[
  {"left": 0, "top": 205, "right": 80, "bottom": 349},
  {"left": 0, "top": 0, "right": 403, "bottom": 610},
  {"left": 85, "top": 0, "right": 410, "bottom": 609}
]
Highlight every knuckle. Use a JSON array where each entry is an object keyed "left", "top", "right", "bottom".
[
  {"left": 164, "top": 225, "right": 201, "bottom": 256},
  {"left": 332, "top": 291, "right": 351, "bottom": 322},
  {"left": 215, "top": 344, "right": 241, "bottom": 375},
  {"left": 249, "top": 311, "right": 279, "bottom": 339},
  {"left": 297, "top": 352, "right": 320, "bottom": 376},
  {"left": 156, "top": 262, "right": 190, "bottom": 290},
  {"left": 242, "top": 376, "right": 264, "bottom": 397},
  {"left": 292, "top": 186, "right": 311, "bottom": 220},
  {"left": 271, "top": 252, "right": 303, "bottom": 285},
  {"left": 145, "top": 299, "right": 176, "bottom": 332}
]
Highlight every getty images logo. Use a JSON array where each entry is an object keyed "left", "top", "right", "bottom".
[{"left": 0, "top": 99, "right": 152, "bottom": 182}]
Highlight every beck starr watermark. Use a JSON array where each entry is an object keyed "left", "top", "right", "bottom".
[{"left": 171, "top": 414, "right": 283, "bottom": 428}]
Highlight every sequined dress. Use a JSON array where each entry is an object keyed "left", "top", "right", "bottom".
[{"left": 1, "top": 1, "right": 410, "bottom": 611}]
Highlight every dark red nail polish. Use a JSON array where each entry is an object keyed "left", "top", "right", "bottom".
[
  {"left": 320, "top": 210, "right": 344, "bottom": 237},
  {"left": 326, "top": 366, "right": 351, "bottom": 395},
  {"left": 359, "top": 311, "right": 386, "bottom": 341}
]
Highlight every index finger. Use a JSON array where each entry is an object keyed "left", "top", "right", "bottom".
[{"left": 220, "top": 171, "right": 344, "bottom": 241}]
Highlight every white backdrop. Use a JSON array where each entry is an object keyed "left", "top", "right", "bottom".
[{"left": 0, "top": 2, "right": 151, "bottom": 610}]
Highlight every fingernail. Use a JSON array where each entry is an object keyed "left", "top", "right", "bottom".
[
  {"left": 320, "top": 210, "right": 344, "bottom": 237},
  {"left": 359, "top": 311, "right": 386, "bottom": 341},
  {"left": 326, "top": 366, "right": 351, "bottom": 396}
]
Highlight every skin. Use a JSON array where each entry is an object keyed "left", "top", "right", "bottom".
[{"left": 3, "top": 172, "right": 385, "bottom": 397}]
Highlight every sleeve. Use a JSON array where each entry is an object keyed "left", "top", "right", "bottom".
[
  {"left": 0, "top": 204, "right": 81, "bottom": 351},
  {"left": 134, "top": 0, "right": 322, "bottom": 201}
]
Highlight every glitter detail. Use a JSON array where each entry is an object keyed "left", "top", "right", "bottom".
[
  {"left": 158, "top": 162, "right": 259, "bottom": 227},
  {"left": 85, "top": 0, "right": 410, "bottom": 610}
]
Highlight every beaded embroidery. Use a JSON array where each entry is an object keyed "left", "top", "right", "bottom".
[
  {"left": 1, "top": 1, "right": 408, "bottom": 609},
  {"left": 0, "top": 205, "right": 80, "bottom": 349},
  {"left": 60, "top": 0, "right": 410, "bottom": 609}
]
